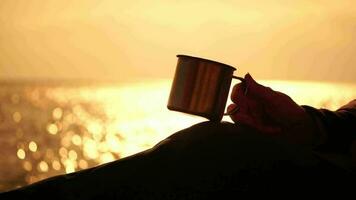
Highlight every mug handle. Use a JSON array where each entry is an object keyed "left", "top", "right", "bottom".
[{"left": 223, "top": 76, "right": 247, "bottom": 116}]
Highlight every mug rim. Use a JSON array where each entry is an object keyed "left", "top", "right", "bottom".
[{"left": 176, "top": 54, "right": 236, "bottom": 71}]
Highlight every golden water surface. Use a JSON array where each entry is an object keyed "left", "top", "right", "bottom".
[{"left": 0, "top": 79, "right": 355, "bottom": 191}]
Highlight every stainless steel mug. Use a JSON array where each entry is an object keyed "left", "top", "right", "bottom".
[{"left": 167, "top": 55, "right": 244, "bottom": 121}]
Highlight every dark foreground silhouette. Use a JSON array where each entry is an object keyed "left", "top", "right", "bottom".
[
  {"left": 1, "top": 121, "right": 355, "bottom": 199},
  {"left": 1, "top": 73, "right": 355, "bottom": 199}
]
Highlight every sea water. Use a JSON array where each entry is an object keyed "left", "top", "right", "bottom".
[{"left": 0, "top": 79, "right": 355, "bottom": 191}]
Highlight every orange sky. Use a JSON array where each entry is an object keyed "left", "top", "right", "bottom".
[{"left": 1, "top": 0, "right": 356, "bottom": 82}]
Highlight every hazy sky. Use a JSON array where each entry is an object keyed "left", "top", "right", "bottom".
[{"left": 1, "top": 0, "right": 356, "bottom": 82}]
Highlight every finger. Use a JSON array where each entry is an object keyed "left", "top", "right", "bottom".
[
  {"left": 229, "top": 112, "right": 256, "bottom": 128},
  {"left": 229, "top": 101, "right": 281, "bottom": 134},
  {"left": 231, "top": 83, "right": 248, "bottom": 104},
  {"left": 225, "top": 104, "right": 239, "bottom": 116},
  {"left": 228, "top": 95, "right": 249, "bottom": 115},
  {"left": 231, "top": 112, "right": 282, "bottom": 135},
  {"left": 246, "top": 99, "right": 263, "bottom": 119},
  {"left": 232, "top": 79, "right": 266, "bottom": 122},
  {"left": 244, "top": 73, "right": 275, "bottom": 101},
  {"left": 227, "top": 103, "right": 238, "bottom": 113},
  {"left": 228, "top": 101, "right": 253, "bottom": 124}
]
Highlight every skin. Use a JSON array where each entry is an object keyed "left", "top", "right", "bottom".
[
  {"left": 227, "top": 73, "right": 320, "bottom": 147},
  {"left": 228, "top": 74, "right": 355, "bottom": 167}
]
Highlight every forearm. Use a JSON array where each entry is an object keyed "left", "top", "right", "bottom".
[{"left": 302, "top": 100, "right": 356, "bottom": 158}]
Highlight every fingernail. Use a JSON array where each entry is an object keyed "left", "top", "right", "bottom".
[{"left": 224, "top": 107, "right": 239, "bottom": 115}]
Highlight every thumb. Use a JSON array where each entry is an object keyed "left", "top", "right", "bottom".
[{"left": 245, "top": 73, "right": 274, "bottom": 100}]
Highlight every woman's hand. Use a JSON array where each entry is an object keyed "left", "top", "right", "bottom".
[{"left": 228, "top": 73, "right": 318, "bottom": 146}]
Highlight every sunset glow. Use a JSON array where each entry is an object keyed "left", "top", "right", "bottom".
[
  {"left": 1, "top": 0, "right": 356, "bottom": 82},
  {"left": 1, "top": 0, "right": 356, "bottom": 193}
]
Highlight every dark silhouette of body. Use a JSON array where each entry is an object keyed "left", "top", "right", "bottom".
[{"left": 1, "top": 74, "right": 355, "bottom": 199}]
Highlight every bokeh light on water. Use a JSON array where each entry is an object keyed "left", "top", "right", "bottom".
[{"left": 0, "top": 79, "right": 355, "bottom": 192}]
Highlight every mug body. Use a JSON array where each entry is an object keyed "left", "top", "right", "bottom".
[{"left": 167, "top": 55, "right": 236, "bottom": 121}]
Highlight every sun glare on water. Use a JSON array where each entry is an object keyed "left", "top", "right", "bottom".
[
  {"left": 51, "top": 79, "right": 355, "bottom": 162},
  {"left": 51, "top": 80, "right": 205, "bottom": 158},
  {"left": 0, "top": 79, "right": 355, "bottom": 191}
]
